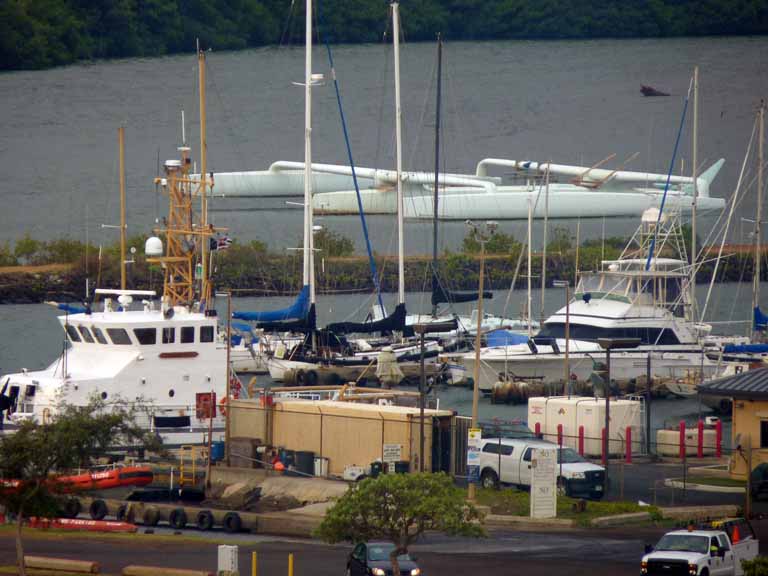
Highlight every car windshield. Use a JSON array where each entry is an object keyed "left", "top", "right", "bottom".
[
  {"left": 655, "top": 535, "right": 709, "bottom": 554},
  {"left": 367, "top": 544, "right": 412, "bottom": 562},
  {"left": 558, "top": 448, "right": 586, "bottom": 464}
]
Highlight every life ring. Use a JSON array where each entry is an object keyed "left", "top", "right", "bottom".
[{"left": 219, "top": 397, "right": 228, "bottom": 417}]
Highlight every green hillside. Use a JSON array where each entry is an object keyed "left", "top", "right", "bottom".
[{"left": 2, "top": 0, "right": 767, "bottom": 71}]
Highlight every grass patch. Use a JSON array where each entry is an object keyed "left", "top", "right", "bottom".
[
  {"left": 686, "top": 476, "right": 745, "bottom": 488},
  {"left": 475, "top": 487, "right": 663, "bottom": 527}
]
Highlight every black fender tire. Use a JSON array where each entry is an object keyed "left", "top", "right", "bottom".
[
  {"left": 480, "top": 469, "right": 499, "bottom": 490},
  {"left": 699, "top": 569, "right": 709, "bottom": 576},
  {"left": 327, "top": 372, "right": 343, "bottom": 386},
  {"left": 295, "top": 370, "right": 306, "bottom": 386},
  {"left": 169, "top": 508, "right": 188, "bottom": 529},
  {"left": 116, "top": 504, "right": 135, "bottom": 523},
  {"left": 89, "top": 499, "right": 108, "bottom": 520},
  {"left": 306, "top": 369, "right": 319, "bottom": 386},
  {"left": 61, "top": 498, "right": 81, "bottom": 519},
  {"left": 196, "top": 510, "right": 214, "bottom": 531},
  {"left": 222, "top": 512, "right": 242, "bottom": 533},
  {"left": 143, "top": 507, "right": 160, "bottom": 527}
]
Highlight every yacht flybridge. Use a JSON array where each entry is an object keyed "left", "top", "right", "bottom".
[
  {"left": 460, "top": 208, "right": 720, "bottom": 392},
  {"left": 0, "top": 49, "right": 230, "bottom": 445}
]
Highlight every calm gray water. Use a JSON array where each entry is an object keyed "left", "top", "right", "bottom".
[{"left": 1, "top": 37, "right": 767, "bottom": 254}]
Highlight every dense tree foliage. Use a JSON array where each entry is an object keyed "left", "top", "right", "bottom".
[{"left": 2, "top": 0, "right": 767, "bottom": 71}]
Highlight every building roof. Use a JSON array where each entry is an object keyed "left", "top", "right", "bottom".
[{"left": 698, "top": 368, "right": 768, "bottom": 399}]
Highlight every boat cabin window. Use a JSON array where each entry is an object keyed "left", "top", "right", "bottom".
[
  {"left": 162, "top": 327, "right": 175, "bottom": 344},
  {"left": 107, "top": 328, "right": 132, "bottom": 345},
  {"left": 134, "top": 328, "right": 157, "bottom": 345},
  {"left": 78, "top": 326, "right": 94, "bottom": 343},
  {"left": 181, "top": 326, "right": 195, "bottom": 344},
  {"left": 65, "top": 324, "right": 81, "bottom": 342},
  {"left": 92, "top": 327, "right": 108, "bottom": 344},
  {"left": 537, "top": 323, "right": 681, "bottom": 345},
  {"left": 200, "top": 326, "right": 214, "bottom": 343}
]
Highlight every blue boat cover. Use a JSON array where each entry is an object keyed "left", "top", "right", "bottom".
[
  {"left": 232, "top": 285, "right": 310, "bottom": 323},
  {"left": 57, "top": 303, "right": 87, "bottom": 314},
  {"left": 723, "top": 342, "right": 768, "bottom": 354},
  {"left": 755, "top": 306, "right": 768, "bottom": 331},
  {"left": 486, "top": 329, "right": 529, "bottom": 347}
]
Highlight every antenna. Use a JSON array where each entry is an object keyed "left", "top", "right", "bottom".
[{"left": 181, "top": 110, "right": 186, "bottom": 146}]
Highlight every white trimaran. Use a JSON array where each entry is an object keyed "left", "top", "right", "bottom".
[{"left": 0, "top": 50, "right": 230, "bottom": 445}]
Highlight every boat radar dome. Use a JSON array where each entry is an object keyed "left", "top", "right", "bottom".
[{"left": 145, "top": 236, "right": 163, "bottom": 256}]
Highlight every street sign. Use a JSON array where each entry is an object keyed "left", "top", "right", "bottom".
[
  {"left": 530, "top": 448, "right": 557, "bottom": 518},
  {"left": 467, "top": 428, "right": 482, "bottom": 483}
]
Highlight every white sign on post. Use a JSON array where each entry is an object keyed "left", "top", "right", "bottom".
[
  {"left": 530, "top": 448, "right": 557, "bottom": 519},
  {"left": 467, "top": 428, "right": 482, "bottom": 483},
  {"left": 383, "top": 443, "right": 402, "bottom": 465}
]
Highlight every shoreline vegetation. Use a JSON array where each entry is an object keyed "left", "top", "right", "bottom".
[
  {"left": 2, "top": 1, "right": 768, "bottom": 71},
  {"left": 0, "top": 228, "right": 761, "bottom": 304}
]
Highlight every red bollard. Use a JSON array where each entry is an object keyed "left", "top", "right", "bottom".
[
  {"left": 578, "top": 425, "right": 585, "bottom": 456},
  {"left": 626, "top": 426, "right": 632, "bottom": 463},
  {"left": 535, "top": 422, "right": 541, "bottom": 439},
  {"left": 602, "top": 427, "right": 607, "bottom": 465},
  {"left": 679, "top": 420, "right": 686, "bottom": 459},
  {"left": 697, "top": 419, "right": 704, "bottom": 458},
  {"left": 557, "top": 424, "right": 563, "bottom": 447},
  {"left": 716, "top": 419, "right": 723, "bottom": 458}
]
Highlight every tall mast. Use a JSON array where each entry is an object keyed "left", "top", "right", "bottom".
[
  {"left": 118, "top": 126, "right": 127, "bottom": 291},
  {"left": 540, "top": 164, "right": 550, "bottom": 319},
  {"left": 690, "top": 65, "right": 698, "bottom": 323},
  {"left": 431, "top": 34, "right": 442, "bottom": 318},
  {"left": 198, "top": 46, "right": 210, "bottom": 305},
  {"left": 393, "top": 2, "right": 405, "bottom": 306},
  {"left": 527, "top": 196, "right": 533, "bottom": 338},
  {"left": 754, "top": 102, "right": 765, "bottom": 333},
  {"left": 303, "top": 0, "right": 316, "bottom": 305}
]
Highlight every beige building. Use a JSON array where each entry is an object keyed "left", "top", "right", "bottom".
[
  {"left": 228, "top": 397, "right": 461, "bottom": 476},
  {"left": 699, "top": 367, "right": 768, "bottom": 479}
]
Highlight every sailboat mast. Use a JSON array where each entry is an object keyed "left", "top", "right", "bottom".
[
  {"left": 198, "top": 46, "right": 210, "bottom": 304},
  {"left": 754, "top": 102, "right": 765, "bottom": 331},
  {"left": 690, "top": 66, "right": 698, "bottom": 323},
  {"left": 118, "top": 126, "right": 127, "bottom": 291},
  {"left": 304, "top": 0, "right": 316, "bottom": 305},
  {"left": 393, "top": 2, "right": 405, "bottom": 306},
  {"left": 431, "top": 34, "right": 442, "bottom": 318},
  {"left": 527, "top": 196, "right": 533, "bottom": 338},
  {"left": 540, "top": 164, "right": 550, "bottom": 319}
]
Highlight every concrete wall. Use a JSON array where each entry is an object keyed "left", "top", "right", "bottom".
[
  {"left": 730, "top": 398, "right": 768, "bottom": 479},
  {"left": 229, "top": 399, "right": 269, "bottom": 443}
]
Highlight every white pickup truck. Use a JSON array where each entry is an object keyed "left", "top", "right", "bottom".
[
  {"left": 641, "top": 520, "right": 759, "bottom": 576},
  {"left": 478, "top": 438, "right": 606, "bottom": 499}
]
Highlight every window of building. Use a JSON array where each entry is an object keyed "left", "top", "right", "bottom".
[
  {"left": 162, "top": 327, "right": 175, "bottom": 344},
  {"left": 107, "top": 328, "right": 132, "bottom": 345},
  {"left": 761, "top": 420, "right": 768, "bottom": 449},
  {"left": 200, "top": 326, "right": 214, "bottom": 343},
  {"left": 133, "top": 328, "right": 157, "bottom": 345},
  {"left": 92, "top": 327, "right": 108, "bottom": 344},
  {"left": 78, "top": 326, "right": 94, "bottom": 343},
  {"left": 181, "top": 326, "right": 195, "bottom": 344},
  {"left": 65, "top": 324, "right": 81, "bottom": 342}
]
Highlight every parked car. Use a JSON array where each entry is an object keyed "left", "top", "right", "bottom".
[
  {"left": 641, "top": 523, "right": 758, "bottom": 575},
  {"left": 478, "top": 437, "right": 605, "bottom": 499},
  {"left": 346, "top": 541, "right": 421, "bottom": 576}
]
